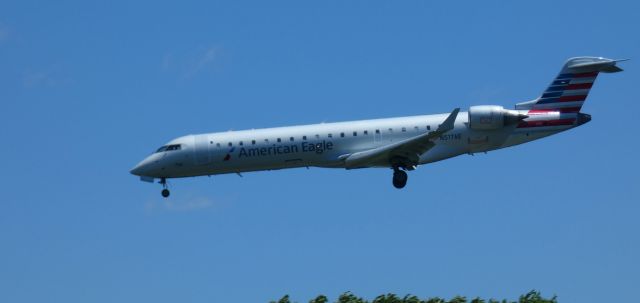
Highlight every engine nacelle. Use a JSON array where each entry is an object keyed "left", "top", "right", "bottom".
[{"left": 468, "top": 105, "right": 527, "bottom": 130}]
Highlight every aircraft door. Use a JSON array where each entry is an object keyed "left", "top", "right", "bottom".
[{"left": 194, "top": 134, "right": 210, "bottom": 164}]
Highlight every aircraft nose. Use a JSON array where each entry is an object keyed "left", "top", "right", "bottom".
[
  {"left": 130, "top": 162, "right": 145, "bottom": 176},
  {"left": 130, "top": 157, "right": 154, "bottom": 176}
]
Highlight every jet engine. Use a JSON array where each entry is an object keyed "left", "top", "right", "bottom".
[{"left": 468, "top": 105, "right": 528, "bottom": 130}]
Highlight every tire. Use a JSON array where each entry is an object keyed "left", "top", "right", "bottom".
[
  {"left": 161, "top": 189, "right": 170, "bottom": 198},
  {"left": 392, "top": 170, "right": 408, "bottom": 189}
]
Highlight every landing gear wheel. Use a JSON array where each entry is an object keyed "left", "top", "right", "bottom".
[
  {"left": 392, "top": 169, "right": 408, "bottom": 189},
  {"left": 159, "top": 178, "right": 170, "bottom": 198}
]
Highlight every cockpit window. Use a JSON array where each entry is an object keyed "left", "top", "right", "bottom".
[
  {"left": 167, "top": 144, "right": 181, "bottom": 151},
  {"left": 155, "top": 144, "right": 182, "bottom": 153}
]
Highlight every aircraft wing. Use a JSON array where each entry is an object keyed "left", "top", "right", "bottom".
[{"left": 341, "top": 108, "right": 460, "bottom": 169}]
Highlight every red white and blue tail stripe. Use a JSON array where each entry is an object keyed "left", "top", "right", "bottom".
[
  {"left": 532, "top": 70, "right": 599, "bottom": 113},
  {"left": 515, "top": 57, "right": 624, "bottom": 128}
]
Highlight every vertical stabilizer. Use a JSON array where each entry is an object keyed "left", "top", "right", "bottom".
[{"left": 516, "top": 57, "right": 624, "bottom": 113}]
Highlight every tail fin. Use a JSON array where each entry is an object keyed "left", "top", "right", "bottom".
[{"left": 516, "top": 57, "right": 625, "bottom": 113}]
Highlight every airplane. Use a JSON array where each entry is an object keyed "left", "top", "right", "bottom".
[{"left": 131, "top": 56, "right": 625, "bottom": 197}]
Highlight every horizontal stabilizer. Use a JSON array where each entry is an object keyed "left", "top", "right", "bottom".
[
  {"left": 600, "top": 64, "right": 624, "bottom": 73},
  {"left": 567, "top": 58, "right": 627, "bottom": 73}
]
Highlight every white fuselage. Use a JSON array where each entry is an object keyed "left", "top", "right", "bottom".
[
  {"left": 130, "top": 56, "right": 621, "bottom": 197},
  {"left": 130, "top": 110, "right": 583, "bottom": 179}
]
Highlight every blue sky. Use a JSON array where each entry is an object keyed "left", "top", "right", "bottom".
[{"left": 1, "top": 1, "right": 639, "bottom": 302}]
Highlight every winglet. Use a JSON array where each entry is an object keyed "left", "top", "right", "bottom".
[{"left": 436, "top": 108, "right": 460, "bottom": 132}]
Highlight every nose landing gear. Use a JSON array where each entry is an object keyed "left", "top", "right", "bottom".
[{"left": 159, "top": 178, "right": 170, "bottom": 198}]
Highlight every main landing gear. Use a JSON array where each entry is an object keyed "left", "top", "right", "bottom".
[
  {"left": 392, "top": 168, "right": 408, "bottom": 189},
  {"left": 160, "top": 178, "right": 170, "bottom": 198}
]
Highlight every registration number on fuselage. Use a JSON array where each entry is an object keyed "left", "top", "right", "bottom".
[{"left": 439, "top": 133, "right": 461, "bottom": 141}]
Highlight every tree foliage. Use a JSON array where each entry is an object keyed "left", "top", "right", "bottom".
[{"left": 270, "top": 290, "right": 557, "bottom": 303}]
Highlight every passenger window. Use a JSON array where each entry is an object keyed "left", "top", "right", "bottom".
[
  {"left": 328, "top": 133, "right": 333, "bottom": 138},
  {"left": 315, "top": 134, "right": 320, "bottom": 139},
  {"left": 401, "top": 127, "right": 406, "bottom": 132},
  {"left": 364, "top": 130, "right": 368, "bottom": 135},
  {"left": 388, "top": 128, "right": 393, "bottom": 133},
  {"left": 353, "top": 131, "right": 357, "bottom": 136},
  {"left": 264, "top": 138, "right": 269, "bottom": 143},
  {"left": 340, "top": 132, "right": 345, "bottom": 138},
  {"left": 375, "top": 129, "right": 380, "bottom": 134},
  {"left": 427, "top": 125, "right": 431, "bottom": 130},
  {"left": 239, "top": 141, "right": 243, "bottom": 146},
  {"left": 228, "top": 142, "right": 232, "bottom": 147},
  {"left": 216, "top": 143, "right": 221, "bottom": 147},
  {"left": 290, "top": 137, "right": 294, "bottom": 142},
  {"left": 277, "top": 138, "right": 281, "bottom": 142},
  {"left": 414, "top": 126, "right": 419, "bottom": 132},
  {"left": 252, "top": 140, "right": 256, "bottom": 145},
  {"left": 303, "top": 135, "right": 307, "bottom": 140}
]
